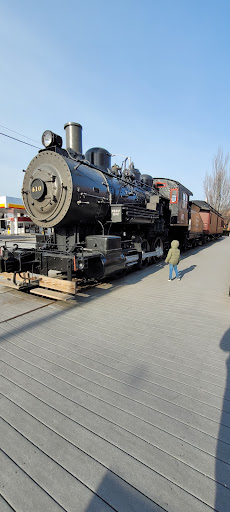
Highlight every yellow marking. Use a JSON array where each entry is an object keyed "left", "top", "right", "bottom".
[
  {"left": 32, "top": 186, "right": 42, "bottom": 192},
  {"left": 8, "top": 204, "right": 25, "bottom": 209}
]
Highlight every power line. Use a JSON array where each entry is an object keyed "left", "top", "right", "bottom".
[
  {"left": 0, "top": 132, "right": 41, "bottom": 149},
  {"left": 0, "top": 124, "right": 40, "bottom": 144}
]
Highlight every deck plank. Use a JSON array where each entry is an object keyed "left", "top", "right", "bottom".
[{"left": 1, "top": 237, "right": 230, "bottom": 511}]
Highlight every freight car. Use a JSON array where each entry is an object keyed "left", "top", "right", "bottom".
[
  {"left": 0, "top": 122, "right": 224, "bottom": 284},
  {"left": 191, "top": 201, "right": 224, "bottom": 242},
  {"left": 223, "top": 217, "right": 230, "bottom": 236}
]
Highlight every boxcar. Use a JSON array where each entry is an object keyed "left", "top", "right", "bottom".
[
  {"left": 192, "top": 201, "right": 224, "bottom": 239},
  {"left": 188, "top": 202, "right": 204, "bottom": 244}
]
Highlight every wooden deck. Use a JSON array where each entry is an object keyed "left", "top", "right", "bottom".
[{"left": 1, "top": 237, "right": 230, "bottom": 511}]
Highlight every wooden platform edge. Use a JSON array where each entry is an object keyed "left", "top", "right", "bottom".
[{"left": 0, "top": 272, "right": 77, "bottom": 300}]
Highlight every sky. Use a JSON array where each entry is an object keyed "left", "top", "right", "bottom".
[{"left": 0, "top": 0, "right": 230, "bottom": 200}]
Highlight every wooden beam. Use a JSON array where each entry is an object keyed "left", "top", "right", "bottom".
[
  {"left": 0, "top": 272, "right": 76, "bottom": 294},
  {"left": 30, "top": 288, "right": 74, "bottom": 301},
  {"left": 36, "top": 275, "right": 76, "bottom": 294}
]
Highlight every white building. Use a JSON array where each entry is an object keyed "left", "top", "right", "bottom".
[{"left": 0, "top": 196, "right": 37, "bottom": 234}]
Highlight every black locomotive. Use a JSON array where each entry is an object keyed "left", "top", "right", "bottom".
[{"left": 0, "top": 122, "right": 222, "bottom": 282}]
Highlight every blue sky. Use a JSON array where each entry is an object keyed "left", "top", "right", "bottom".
[{"left": 0, "top": 0, "right": 229, "bottom": 200}]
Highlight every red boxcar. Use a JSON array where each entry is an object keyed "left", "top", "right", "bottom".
[
  {"left": 189, "top": 202, "right": 204, "bottom": 243},
  {"left": 191, "top": 201, "right": 224, "bottom": 239}
]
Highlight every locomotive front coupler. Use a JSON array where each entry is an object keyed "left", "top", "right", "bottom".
[{"left": 0, "top": 244, "right": 38, "bottom": 274}]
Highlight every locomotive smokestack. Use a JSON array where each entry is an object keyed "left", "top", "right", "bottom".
[{"left": 64, "top": 122, "right": 82, "bottom": 155}]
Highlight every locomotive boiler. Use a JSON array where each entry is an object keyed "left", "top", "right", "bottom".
[{"left": 1, "top": 122, "right": 169, "bottom": 281}]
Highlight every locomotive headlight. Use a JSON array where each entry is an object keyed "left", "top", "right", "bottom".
[
  {"left": 42, "top": 130, "right": 52, "bottom": 147},
  {"left": 42, "top": 130, "right": 62, "bottom": 148}
]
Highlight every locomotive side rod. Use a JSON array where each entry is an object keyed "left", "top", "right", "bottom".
[
  {"left": 125, "top": 246, "right": 163, "bottom": 267},
  {"left": 141, "top": 247, "right": 163, "bottom": 260}
]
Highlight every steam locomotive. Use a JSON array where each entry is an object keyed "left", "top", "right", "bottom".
[{"left": 0, "top": 122, "right": 224, "bottom": 282}]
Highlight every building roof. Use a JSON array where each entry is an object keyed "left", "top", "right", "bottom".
[{"left": 0, "top": 196, "right": 25, "bottom": 209}]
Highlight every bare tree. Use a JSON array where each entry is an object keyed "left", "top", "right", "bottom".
[{"left": 203, "top": 147, "right": 230, "bottom": 213}]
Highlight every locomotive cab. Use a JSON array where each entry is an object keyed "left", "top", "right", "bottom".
[{"left": 152, "top": 178, "right": 192, "bottom": 227}]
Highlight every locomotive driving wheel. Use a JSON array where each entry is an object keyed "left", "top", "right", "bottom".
[
  {"left": 151, "top": 237, "right": 164, "bottom": 264},
  {"left": 137, "top": 239, "right": 150, "bottom": 269}
]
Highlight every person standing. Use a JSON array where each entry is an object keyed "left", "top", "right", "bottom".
[{"left": 165, "top": 240, "right": 181, "bottom": 281}]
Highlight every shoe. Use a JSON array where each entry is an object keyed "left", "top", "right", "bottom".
[
  {"left": 177, "top": 278, "right": 181, "bottom": 280},
  {"left": 168, "top": 279, "right": 172, "bottom": 281}
]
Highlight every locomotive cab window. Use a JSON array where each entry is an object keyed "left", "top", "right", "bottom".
[
  {"left": 182, "top": 192, "right": 188, "bottom": 208},
  {"left": 155, "top": 182, "right": 167, "bottom": 188},
  {"left": 170, "top": 188, "right": 178, "bottom": 204}
]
